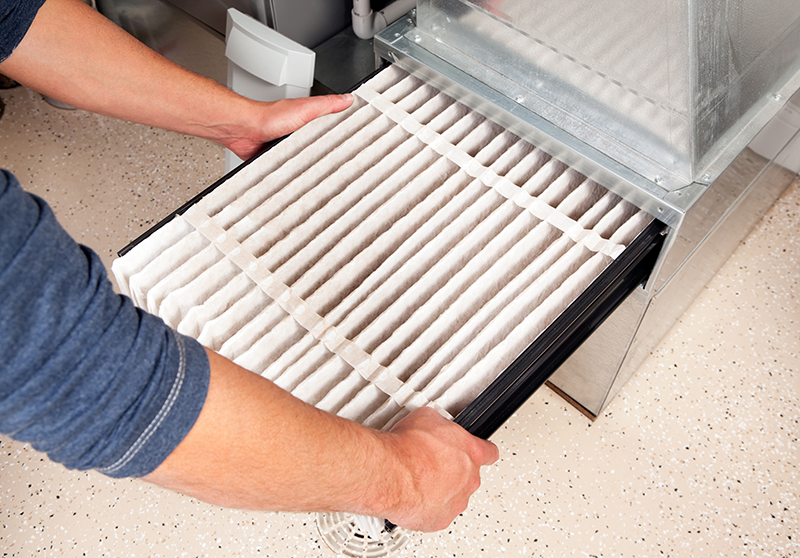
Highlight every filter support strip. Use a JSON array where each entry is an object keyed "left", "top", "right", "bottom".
[
  {"left": 354, "top": 85, "right": 626, "bottom": 259},
  {"left": 181, "top": 205, "right": 453, "bottom": 420}
]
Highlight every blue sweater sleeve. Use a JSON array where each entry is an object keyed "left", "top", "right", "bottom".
[
  {"left": 0, "top": 170, "right": 210, "bottom": 478},
  {"left": 0, "top": 0, "right": 47, "bottom": 62}
]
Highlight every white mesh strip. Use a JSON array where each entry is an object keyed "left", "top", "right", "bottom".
[
  {"left": 354, "top": 84, "right": 626, "bottom": 259},
  {"left": 181, "top": 204, "right": 452, "bottom": 419}
]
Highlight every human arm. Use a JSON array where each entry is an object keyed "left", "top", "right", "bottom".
[
  {"left": 0, "top": 171, "right": 497, "bottom": 532},
  {"left": 0, "top": 0, "right": 353, "bottom": 159},
  {"left": 144, "top": 348, "right": 499, "bottom": 533}
]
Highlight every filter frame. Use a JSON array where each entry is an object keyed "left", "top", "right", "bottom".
[{"left": 117, "top": 92, "right": 666, "bottom": 438}]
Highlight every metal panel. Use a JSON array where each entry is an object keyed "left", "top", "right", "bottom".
[
  {"left": 610, "top": 135, "right": 800, "bottom": 409},
  {"left": 412, "top": 0, "right": 800, "bottom": 186},
  {"left": 546, "top": 286, "right": 649, "bottom": 418},
  {"left": 164, "top": 0, "right": 268, "bottom": 35},
  {"left": 163, "top": 0, "right": 350, "bottom": 47},
  {"left": 97, "top": 0, "right": 227, "bottom": 85},
  {"left": 269, "top": 0, "right": 350, "bottom": 48},
  {"left": 550, "top": 124, "right": 800, "bottom": 418},
  {"left": 375, "top": 17, "right": 685, "bottom": 226}
]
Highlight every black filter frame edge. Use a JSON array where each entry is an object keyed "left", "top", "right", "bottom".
[{"left": 454, "top": 219, "right": 667, "bottom": 439}]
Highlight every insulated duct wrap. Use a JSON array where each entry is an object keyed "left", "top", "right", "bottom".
[{"left": 113, "top": 67, "right": 652, "bottom": 430}]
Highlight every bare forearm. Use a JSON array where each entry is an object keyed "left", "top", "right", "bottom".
[
  {"left": 144, "top": 349, "right": 396, "bottom": 515},
  {"left": 0, "top": 0, "right": 243, "bottom": 138},
  {"left": 144, "top": 349, "right": 498, "bottom": 531},
  {"left": 0, "top": 0, "right": 353, "bottom": 158}
]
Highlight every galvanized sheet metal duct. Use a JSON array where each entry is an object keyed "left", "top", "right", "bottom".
[{"left": 414, "top": 0, "right": 800, "bottom": 188}]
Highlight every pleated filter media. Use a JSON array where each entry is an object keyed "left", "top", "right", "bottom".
[{"left": 112, "top": 66, "right": 653, "bottom": 431}]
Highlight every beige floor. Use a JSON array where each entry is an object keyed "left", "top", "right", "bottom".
[{"left": 0, "top": 86, "right": 797, "bottom": 558}]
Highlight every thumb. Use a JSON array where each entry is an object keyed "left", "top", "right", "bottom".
[
  {"left": 224, "top": 93, "right": 355, "bottom": 160},
  {"left": 272, "top": 94, "right": 354, "bottom": 137},
  {"left": 478, "top": 438, "right": 500, "bottom": 466}
]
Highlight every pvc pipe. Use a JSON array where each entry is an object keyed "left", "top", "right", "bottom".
[{"left": 352, "top": 0, "right": 416, "bottom": 39}]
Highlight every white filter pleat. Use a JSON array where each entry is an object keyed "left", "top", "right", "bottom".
[
  {"left": 137, "top": 235, "right": 216, "bottom": 317},
  {"left": 389, "top": 181, "right": 607, "bottom": 383},
  {"left": 157, "top": 256, "right": 241, "bottom": 326},
  {"left": 192, "top": 285, "right": 269, "bottom": 350},
  {"left": 338, "top": 145, "right": 571, "bottom": 362},
  {"left": 362, "top": 190, "right": 630, "bottom": 427},
  {"left": 113, "top": 66, "right": 654, "bottom": 430},
  {"left": 178, "top": 274, "right": 255, "bottom": 339},
  {"left": 364, "top": 147, "right": 542, "bottom": 365},
  {"left": 232, "top": 114, "right": 508, "bottom": 389},
  {"left": 112, "top": 217, "right": 195, "bottom": 298},
  {"left": 232, "top": 143, "right": 460, "bottom": 374},
  {"left": 201, "top": 102, "right": 368, "bottom": 219},
  {"left": 434, "top": 206, "right": 651, "bottom": 416},
  {"left": 224, "top": 303, "right": 301, "bottom": 371},
  {"left": 317, "top": 370, "right": 373, "bottom": 418}
]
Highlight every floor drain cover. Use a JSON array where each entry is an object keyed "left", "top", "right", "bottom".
[{"left": 317, "top": 512, "right": 410, "bottom": 557}]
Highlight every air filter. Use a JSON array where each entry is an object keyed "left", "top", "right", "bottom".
[{"left": 113, "top": 66, "right": 657, "bottom": 434}]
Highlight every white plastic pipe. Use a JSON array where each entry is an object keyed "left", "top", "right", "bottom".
[{"left": 352, "top": 0, "right": 416, "bottom": 39}]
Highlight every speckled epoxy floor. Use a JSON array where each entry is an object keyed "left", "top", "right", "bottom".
[{"left": 0, "top": 86, "right": 797, "bottom": 557}]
